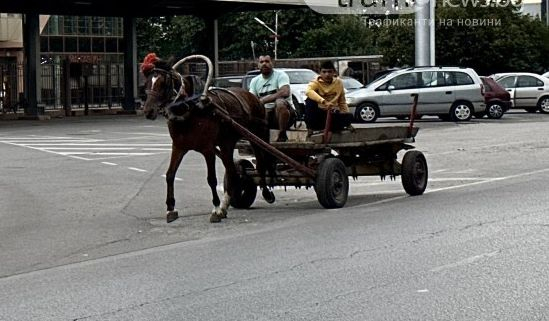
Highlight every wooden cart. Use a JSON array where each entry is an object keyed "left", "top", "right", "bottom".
[{"left": 228, "top": 124, "right": 428, "bottom": 209}]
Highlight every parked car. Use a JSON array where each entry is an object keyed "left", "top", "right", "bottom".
[
  {"left": 491, "top": 72, "right": 549, "bottom": 113},
  {"left": 369, "top": 68, "right": 400, "bottom": 83},
  {"left": 542, "top": 71, "right": 549, "bottom": 79},
  {"left": 211, "top": 75, "right": 255, "bottom": 90},
  {"left": 477, "top": 76, "right": 511, "bottom": 119},
  {"left": 246, "top": 68, "right": 318, "bottom": 119},
  {"left": 345, "top": 66, "right": 486, "bottom": 122},
  {"left": 211, "top": 75, "right": 245, "bottom": 88},
  {"left": 341, "top": 76, "right": 364, "bottom": 93}
]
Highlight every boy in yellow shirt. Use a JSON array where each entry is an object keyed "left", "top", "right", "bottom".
[{"left": 305, "top": 60, "right": 353, "bottom": 134}]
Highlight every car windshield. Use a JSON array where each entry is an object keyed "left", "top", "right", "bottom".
[
  {"left": 341, "top": 77, "right": 363, "bottom": 90},
  {"left": 284, "top": 70, "right": 318, "bottom": 84},
  {"left": 213, "top": 77, "right": 243, "bottom": 88}
]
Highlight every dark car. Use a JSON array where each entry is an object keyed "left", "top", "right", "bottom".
[
  {"left": 479, "top": 76, "right": 511, "bottom": 119},
  {"left": 211, "top": 75, "right": 256, "bottom": 91}
]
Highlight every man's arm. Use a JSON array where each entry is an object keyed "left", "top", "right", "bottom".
[
  {"left": 259, "top": 84, "right": 290, "bottom": 105},
  {"left": 248, "top": 77, "right": 259, "bottom": 96}
]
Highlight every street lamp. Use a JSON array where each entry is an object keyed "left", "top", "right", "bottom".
[{"left": 254, "top": 13, "right": 279, "bottom": 60}]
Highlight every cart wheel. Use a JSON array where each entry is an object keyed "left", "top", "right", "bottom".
[
  {"left": 401, "top": 150, "right": 428, "bottom": 196},
  {"left": 225, "top": 159, "right": 257, "bottom": 209},
  {"left": 315, "top": 158, "right": 349, "bottom": 209}
]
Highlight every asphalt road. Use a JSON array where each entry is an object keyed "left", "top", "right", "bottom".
[{"left": 1, "top": 111, "right": 548, "bottom": 320}]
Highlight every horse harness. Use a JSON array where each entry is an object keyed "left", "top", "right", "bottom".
[
  {"left": 146, "top": 68, "right": 186, "bottom": 109},
  {"left": 166, "top": 86, "right": 267, "bottom": 127}
]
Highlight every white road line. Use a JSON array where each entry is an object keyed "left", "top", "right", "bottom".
[
  {"left": 161, "top": 174, "right": 183, "bottom": 181},
  {"left": 1, "top": 141, "right": 93, "bottom": 161},
  {"left": 4, "top": 140, "right": 102, "bottom": 143},
  {"left": 430, "top": 251, "right": 499, "bottom": 272},
  {"left": 58, "top": 152, "right": 155, "bottom": 156},
  {"left": 101, "top": 162, "right": 118, "bottom": 166},
  {"left": 351, "top": 177, "right": 488, "bottom": 187},
  {"left": 349, "top": 167, "right": 549, "bottom": 209},
  {"left": 19, "top": 143, "right": 171, "bottom": 146},
  {"left": 128, "top": 167, "right": 147, "bottom": 172},
  {"left": 41, "top": 147, "right": 136, "bottom": 150}
]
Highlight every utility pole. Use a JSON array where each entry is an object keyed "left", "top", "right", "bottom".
[{"left": 254, "top": 15, "right": 279, "bottom": 60}]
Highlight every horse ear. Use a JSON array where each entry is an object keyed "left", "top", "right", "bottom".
[{"left": 166, "top": 56, "right": 177, "bottom": 69}]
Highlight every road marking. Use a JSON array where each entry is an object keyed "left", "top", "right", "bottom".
[
  {"left": 161, "top": 174, "right": 182, "bottom": 181},
  {"left": 349, "top": 167, "right": 549, "bottom": 209},
  {"left": 0, "top": 136, "right": 170, "bottom": 160},
  {"left": 43, "top": 147, "right": 136, "bottom": 150},
  {"left": 18, "top": 143, "right": 171, "bottom": 146},
  {"left": 101, "top": 162, "right": 118, "bottom": 166},
  {"left": 430, "top": 251, "right": 499, "bottom": 272},
  {"left": 128, "top": 167, "right": 147, "bottom": 172}
]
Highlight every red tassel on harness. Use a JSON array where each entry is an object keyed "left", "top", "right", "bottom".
[{"left": 141, "top": 53, "right": 159, "bottom": 74}]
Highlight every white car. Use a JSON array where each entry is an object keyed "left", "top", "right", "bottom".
[
  {"left": 247, "top": 68, "right": 318, "bottom": 119},
  {"left": 541, "top": 71, "right": 549, "bottom": 79},
  {"left": 491, "top": 72, "right": 549, "bottom": 113}
]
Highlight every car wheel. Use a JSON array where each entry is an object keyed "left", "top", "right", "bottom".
[
  {"left": 537, "top": 96, "right": 549, "bottom": 114},
  {"left": 486, "top": 102, "right": 504, "bottom": 119},
  {"left": 355, "top": 103, "right": 379, "bottom": 123},
  {"left": 450, "top": 101, "right": 473, "bottom": 121}
]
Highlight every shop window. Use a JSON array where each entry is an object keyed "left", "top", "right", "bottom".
[{"left": 79, "top": 37, "right": 91, "bottom": 52}]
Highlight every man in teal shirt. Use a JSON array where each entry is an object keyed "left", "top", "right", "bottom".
[{"left": 249, "top": 55, "right": 295, "bottom": 142}]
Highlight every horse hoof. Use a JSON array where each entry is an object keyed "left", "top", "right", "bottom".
[
  {"left": 262, "top": 189, "right": 276, "bottom": 204},
  {"left": 209, "top": 213, "right": 223, "bottom": 223},
  {"left": 219, "top": 208, "right": 227, "bottom": 219},
  {"left": 166, "top": 211, "right": 179, "bottom": 223}
]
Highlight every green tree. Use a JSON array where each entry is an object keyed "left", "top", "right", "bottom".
[
  {"left": 217, "top": 9, "right": 330, "bottom": 59},
  {"left": 373, "top": 0, "right": 549, "bottom": 73},
  {"left": 296, "top": 15, "right": 376, "bottom": 57},
  {"left": 136, "top": 16, "right": 206, "bottom": 61}
]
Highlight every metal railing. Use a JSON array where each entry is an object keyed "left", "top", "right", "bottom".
[{"left": 1, "top": 61, "right": 126, "bottom": 113}]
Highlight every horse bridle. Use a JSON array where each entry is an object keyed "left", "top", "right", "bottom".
[{"left": 145, "top": 68, "right": 186, "bottom": 110}]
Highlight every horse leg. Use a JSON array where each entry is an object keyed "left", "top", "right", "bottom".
[
  {"left": 165, "top": 147, "right": 187, "bottom": 223},
  {"left": 218, "top": 142, "right": 239, "bottom": 215},
  {"left": 203, "top": 149, "right": 224, "bottom": 223}
]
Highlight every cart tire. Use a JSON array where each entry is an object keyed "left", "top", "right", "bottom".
[
  {"left": 225, "top": 159, "right": 257, "bottom": 209},
  {"left": 315, "top": 158, "right": 349, "bottom": 208},
  {"left": 401, "top": 150, "right": 428, "bottom": 196}
]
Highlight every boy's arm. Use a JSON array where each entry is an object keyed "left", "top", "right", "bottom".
[
  {"left": 337, "top": 81, "right": 350, "bottom": 113},
  {"left": 305, "top": 81, "right": 326, "bottom": 105}
]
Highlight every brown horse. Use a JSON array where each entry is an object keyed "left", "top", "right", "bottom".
[{"left": 141, "top": 54, "right": 274, "bottom": 223}]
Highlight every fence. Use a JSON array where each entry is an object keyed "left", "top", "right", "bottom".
[
  {"left": 1, "top": 60, "right": 125, "bottom": 113},
  {"left": 40, "top": 61, "right": 125, "bottom": 110}
]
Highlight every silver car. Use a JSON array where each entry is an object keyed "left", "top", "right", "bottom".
[
  {"left": 345, "top": 67, "right": 486, "bottom": 122},
  {"left": 491, "top": 72, "right": 549, "bottom": 113}
]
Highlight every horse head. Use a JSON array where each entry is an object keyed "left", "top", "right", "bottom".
[{"left": 141, "top": 53, "right": 187, "bottom": 120}]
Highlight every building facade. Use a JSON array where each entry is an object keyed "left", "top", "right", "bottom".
[{"left": 1, "top": 14, "right": 126, "bottom": 112}]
